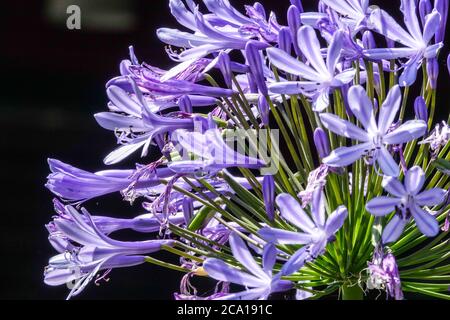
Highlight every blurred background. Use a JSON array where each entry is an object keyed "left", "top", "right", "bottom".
[{"left": 0, "top": 0, "right": 448, "bottom": 299}]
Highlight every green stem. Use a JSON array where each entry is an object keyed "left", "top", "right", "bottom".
[{"left": 340, "top": 284, "right": 364, "bottom": 300}]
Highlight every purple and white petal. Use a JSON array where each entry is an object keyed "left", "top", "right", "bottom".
[
  {"left": 410, "top": 204, "right": 440, "bottom": 237},
  {"left": 366, "top": 196, "right": 402, "bottom": 216}
]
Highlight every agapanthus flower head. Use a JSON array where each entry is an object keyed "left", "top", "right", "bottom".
[
  {"left": 43, "top": 0, "right": 450, "bottom": 301},
  {"left": 366, "top": 166, "right": 447, "bottom": 243},
  {"left": 320, "top": 85, "right": 427, "bottom": 176}
]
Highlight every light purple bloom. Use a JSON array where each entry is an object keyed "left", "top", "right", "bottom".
[
  {"left": 46, "top": 159, "right": 173, "bottom": 203},
  {"left": 367, "top": 246, "right": 404, "bottom": 300},
  {"left": 427, "top": 58, "right": 439, "bottom": 89},
  {"left": 320, "top": 85, "right": 427, "bottom": 176},
  {"left": 320, "top": 0, "right": 372, "bottom": 31},
  {"left": 268, "top": 26, "right": 355, "bottom": 111},
  {"left": 157, "top": 0, "right": 279, "bottom": 61},
  {"left": 298, "top": 165, "right": 329, "bottom": 207},
  {"left": 203, "top": 233, "right": 293, "bottom": 300},
  {"left": 259, "top": 189, "right": 347, "bottom": 274},
  {"left": 419, "top": 121, "right": 450, "bottom": 156},
  {"left": 169, "top": 117, "right": 265, "bottom": 176},
  {"left": 44, "top": 205, "right": 174, "bottom": 299},
  {"left": 364, "top": 0, "right": 443, "bottom": 86},
  {"left": 366, "top": 166, "right": 447, "bottom": 243},
  {"left": 96, "top": 81, "right": 197, "bottom": 164}
]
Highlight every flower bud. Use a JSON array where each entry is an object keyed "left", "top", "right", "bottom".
[
  {"left": 435, "top": 0, "right": 449, "bottom": 43},
  {"left": 314, "top": 128, "right": 330, "bottom": 159},
  {"left": 362, "top": 31, "right": 376, "bottom": 49},
  {"left": 419, "top": 0, "right": 432, "bottom": 27},
  {"left": 290, "top": 0, "right": 304, "bottom": 12},
  {"left": 287, "top": 5, "right": 302, "bottom": 56},
  {"left": 427, "top": 58, "right": 439, "bottom": 89},
  {"left": 217, "top": 51, "right": 232, "bottom": 88},
  {"left": 245, "top": 41, "right": 268, "bottom": 95},
  {"left": 178, "top": 95, "right": 192, "bottom": 113},
  {"left": 278, "top": 27, "right": 292, "bottom": 54},
  {"left": 258, "top": 95, "right": 270, "bottom": 126},
  {"left": 414, "top": 96, "right": 428, "bottom": 122}
]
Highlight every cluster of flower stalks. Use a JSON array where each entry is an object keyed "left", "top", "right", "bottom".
[{"left": 44, "top": 0, "right": 450, "bottom": 300}]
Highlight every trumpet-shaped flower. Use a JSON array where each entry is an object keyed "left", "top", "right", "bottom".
[
  {"left": 268, "top": 26, "right": 355, "bottom": 111},
  {"left": 364, "top": 0, "right": 442, "bottom": 86},
  {"left": 320, "top": 85, "right": 427, "bottom": 176},
  {"left": 366, "top": 166, "right": 447, "bottom": 243},
  {"left": 259, "top": 189, "right": 348, "bottom": 275},
  {"left": 44, "top": 205, "right": 174, "bottom": 299}
]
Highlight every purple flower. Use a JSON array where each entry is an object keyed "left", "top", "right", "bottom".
[
  {"left": 320, "top": 0, "right": 372, "bottom": 31},
  {"left": 298, "top": 165, "right": 329, "bottom": 207},
  {"left": 419, "top": 121, "right": 450, "bottom": 156},
  {"left": 268, "top": 26, "right": 355, "bottom": 111},
  {"left": 46, "top": 159, "right": 173, "bottom": 203},
  {"left": 366, "top": 166, "right": 447, "bottom": 243},
  {"left": 96, "top": 81, "right": 197, "bottom": 164},
  {"left": 50, "top": 199, "right": 185, "bottom": 236},
  {"left": 427, "top": 58, "right": 439, "bottom": 89},
  {"left": 320, "top": 85, "right": 427, "bottom": 176},
  {"left": 259, "top": 189, "right": 348, "bottom": 274},
  {"left": 44, "top": 205, "right": 174, "bottom": 298},
  {"left": 367, "top": 246, "right": 404, "bottom": 300},
  {"left": 46, "top": 159, "right": 168, "bottom": 203},
  {"left": 157, "top": 0, "right": 279, "bottom": 61},
  {"left": 169, "top": 117, "right": 265, "bottom": 176},
  {"left": 203, "top": 233, "right": 293, "bottom": 300},
  {"left": 365, "top": 0, "right": 442, "bottom": 86}
]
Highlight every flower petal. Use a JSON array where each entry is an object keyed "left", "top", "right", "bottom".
[
  {"left": 405, "top": 166, "right": 425, "bottom": 195},
  {"left": 262, "top": 243, "right": 277, "bottom": 274},
  {"left": 320, "top": 113, "right": 370, "bottom": 141},
  {"left": 382, "top": 176, "right": 407, "bottom": 197},
  {"left": 415, "top": 188, "right": 447, "bottom": 206},
  {"left": 203, "top": 258, "right": 265, "bottom": 287},
  {"left": 377, "top": 147, "right": 400, "bottom": 177},
  {"left": 325, "top": 206, "right": 348, "bottom": 236},
  {"left": 229, "top": 233, "right": 266, "bottom": 279},
  {"left": 259, "top": 227, "right": 313, "bottom": 245},
  {"left": 298, "top": 26, "right": 328, "bottom": 75},
  {"left": 311, "top": 188, "right": 326, "bottom": 228},
  {"left": 378, "top": 85, "right": 402, "bottom": 134},
  {"left": 347, "top": 85, "right": 377, "bottom": 133},
  {"left": 400, "top": 0, "right": 423, "bottom": 41},
  {"left": 384, "top": 120, "right": 427, "bottom": 145},
  {"left": 382, "top": 215, "right": 408, "bottom": 243},
  {"left": 281, "top": 247, "right": 310, "bottom": 276},
  {"left": 276, "top": 193, "right": 316, "bottom": 233},
  {"left": 369, "top": 8, "right": 417, "bottom": 48},
  {"left": 323, "top": 142, "right": 372, "bottom": 167},
  {"left": 326, "top": 30, "right": 344, "bottom": 74},
  {"left": 411, "top": 204, "right": 439, "bottom": 237},
  {"left": 366, "top": 196, "right": 401, "bottom": 216},
  {"left": 422, "top": 10, "right": 441, "bottom": 43},
  {"left": 266, "top": 47, "right": 321, "bottom": 80}
]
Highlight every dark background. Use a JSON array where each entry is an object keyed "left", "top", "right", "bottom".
[{"left": 0, "top": 0, "right": 449, "bottom": 299}]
